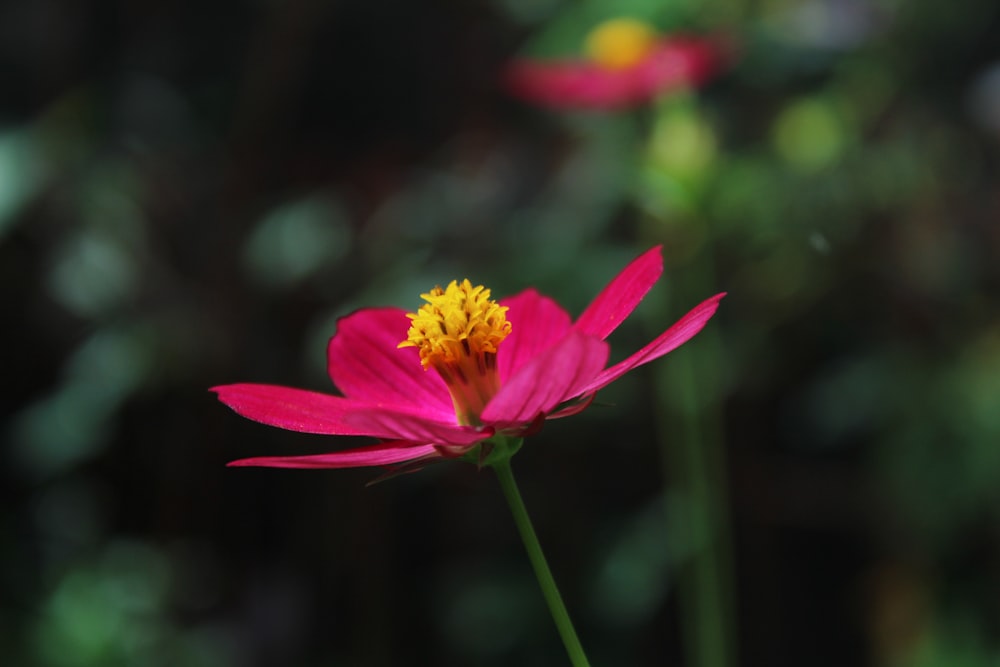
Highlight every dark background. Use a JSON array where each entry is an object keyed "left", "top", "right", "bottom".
[{"left": 3, "top": 0, "right": 1000, "bottom": 665}]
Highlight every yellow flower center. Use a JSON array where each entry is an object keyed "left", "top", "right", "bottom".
[
  {"left": 584, "top": 18, "right": 658, "bottom": 70},
  {"left": 399, "top": 279, "right": 511, "bottom": 426}
]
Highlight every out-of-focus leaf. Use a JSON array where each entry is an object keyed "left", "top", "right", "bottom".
[
  {"left": 243, "top": 195, "right": 352, "bottom": 288},
  {"left": 0, "top": 128, "right": 47, "bottom": 238}
]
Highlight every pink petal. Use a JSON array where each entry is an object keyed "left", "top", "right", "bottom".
[
  {"left": 504, "top": 35, "right": 725, "bottom": 110},
  {"left": 482, "top": 330, "right": 609, "bottom": 427},
  {"left": 547, "top": 394, "right": 595, "bottom": 420},
  {"left": 633, "top": 38, "right": 722, "bottom": 99},
  {"left": 505, "top": 59, "right": 639, "bottom": 110},
  {"left": 326, "top": 307, "right": 454, "bottom": 420},
  {"left": 227, "top": 441, "right": 441, "bottom": 469},
  {"left": 577, "top": 292, "right": 725, "bottom": 395},
  {"left": 497, "top": 289, "right": 572, "bottom": 383},
  {"left": 574, "top": 246, "right": 663, "bottom": 340},
  {"left": 212, "top": 383, "right": 474, "bottom": 444},
  {"left": 211, "top": 383, "right": 375, "bottom": 436},
  {"left": 344, "top": 407, "right": 490, "bottom": 447}
]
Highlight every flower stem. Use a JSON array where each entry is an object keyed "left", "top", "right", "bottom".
[
  {"left": 658, "top": 335, "right": 736, "bottom": 667},
  {"left": 640, "top": 217, "right": 737, "bottom": 667},
  {"left": 493, "top": 459, "right": 592, "bottom": 667}
]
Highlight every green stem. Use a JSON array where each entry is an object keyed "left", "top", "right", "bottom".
[
  {"left": 646, "top": 245, "right": 736, "bottom": 667},
  {"left": 493, "top": 459, "right": 592, "bottom": 667},
  {"left": 635, "top": 92, "right": 736, "bottom": 665},
  {"left": 660, "top": 335, "right": 735, "bottom": 667}
]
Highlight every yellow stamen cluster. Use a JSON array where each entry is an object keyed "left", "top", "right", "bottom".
[
  {"left": 399, "top": 279, "right": 511, "bottom": 425},
  {"left": 584, "top": 18, "right": 658, "bottom": 70}
]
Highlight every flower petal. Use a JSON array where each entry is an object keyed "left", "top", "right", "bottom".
[
  {"left": 505, "top": 59, "right": 640, "bottom": 110},
  {"left": 574, "top": 246, "right": 663, "bottom": 340},
  {"left": 344, "top": 407, "right": 490, "bottom": 447},
  {"left": 505, "top": 35, "right": 724, "bottom": 110},
  {"left": 211, "top": 383, "right": 375, "bottom": 435},
  {"left": 212, "top": 383, "right": 474, "bottom": 444},
  {"left": 577, "top": 292, "right": 725, "bottom": 395},
  {"left": 497, "top": 289, "right": 572, "bottom": 383},
  {"left": 633, "top": 38, "right": 722, "bottom": 100},
  {"left": 482, "top": 329, "right": 609, "bottom": 427},
  {"left": 227, "top": 441, "right": 441, "bottom": 469},
  {"left": 326, "top": 307, "right": 453, "bottom": 419}
]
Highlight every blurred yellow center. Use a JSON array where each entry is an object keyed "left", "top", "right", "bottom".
[
  {"left": 399, "top": 279, "right": 511, "bottom": 425},
  {"left": 584, "top": 18, "right": 658, "bottom": 70}
]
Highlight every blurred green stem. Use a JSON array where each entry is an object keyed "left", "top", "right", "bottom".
[
  {"left": 643, "top": 238, "right": 736, "bottom": 667},
  {"left": 493, "top": 459, "right": 592, "bottom": 667},
  {"left": 640, "top": 93, "right": 736, "bottom": 667},
  {"left": 657, "top": 325, "right": 736, "bottom": 667}
]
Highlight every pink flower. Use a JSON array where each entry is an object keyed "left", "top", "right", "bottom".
[
  {"left": 212, "top": 246, "right": 724, "bottom": 471},
  {"left": 505, "top": 18, "right": 728, "bottom": 110}
]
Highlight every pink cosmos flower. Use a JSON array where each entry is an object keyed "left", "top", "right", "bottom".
[
  {"left": 505, "top": 18, "right": 727, "bottom": 110},
  {"left": 212, "top": 246, "right": 724, "bottom": 471}
]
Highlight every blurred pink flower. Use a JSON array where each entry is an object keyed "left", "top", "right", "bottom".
[
  {"left": 212, "top": 246, "right": 724, "bottom": 470},
  {"left": 505, "top": 19, "right": 727, "bottom": 110}
]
